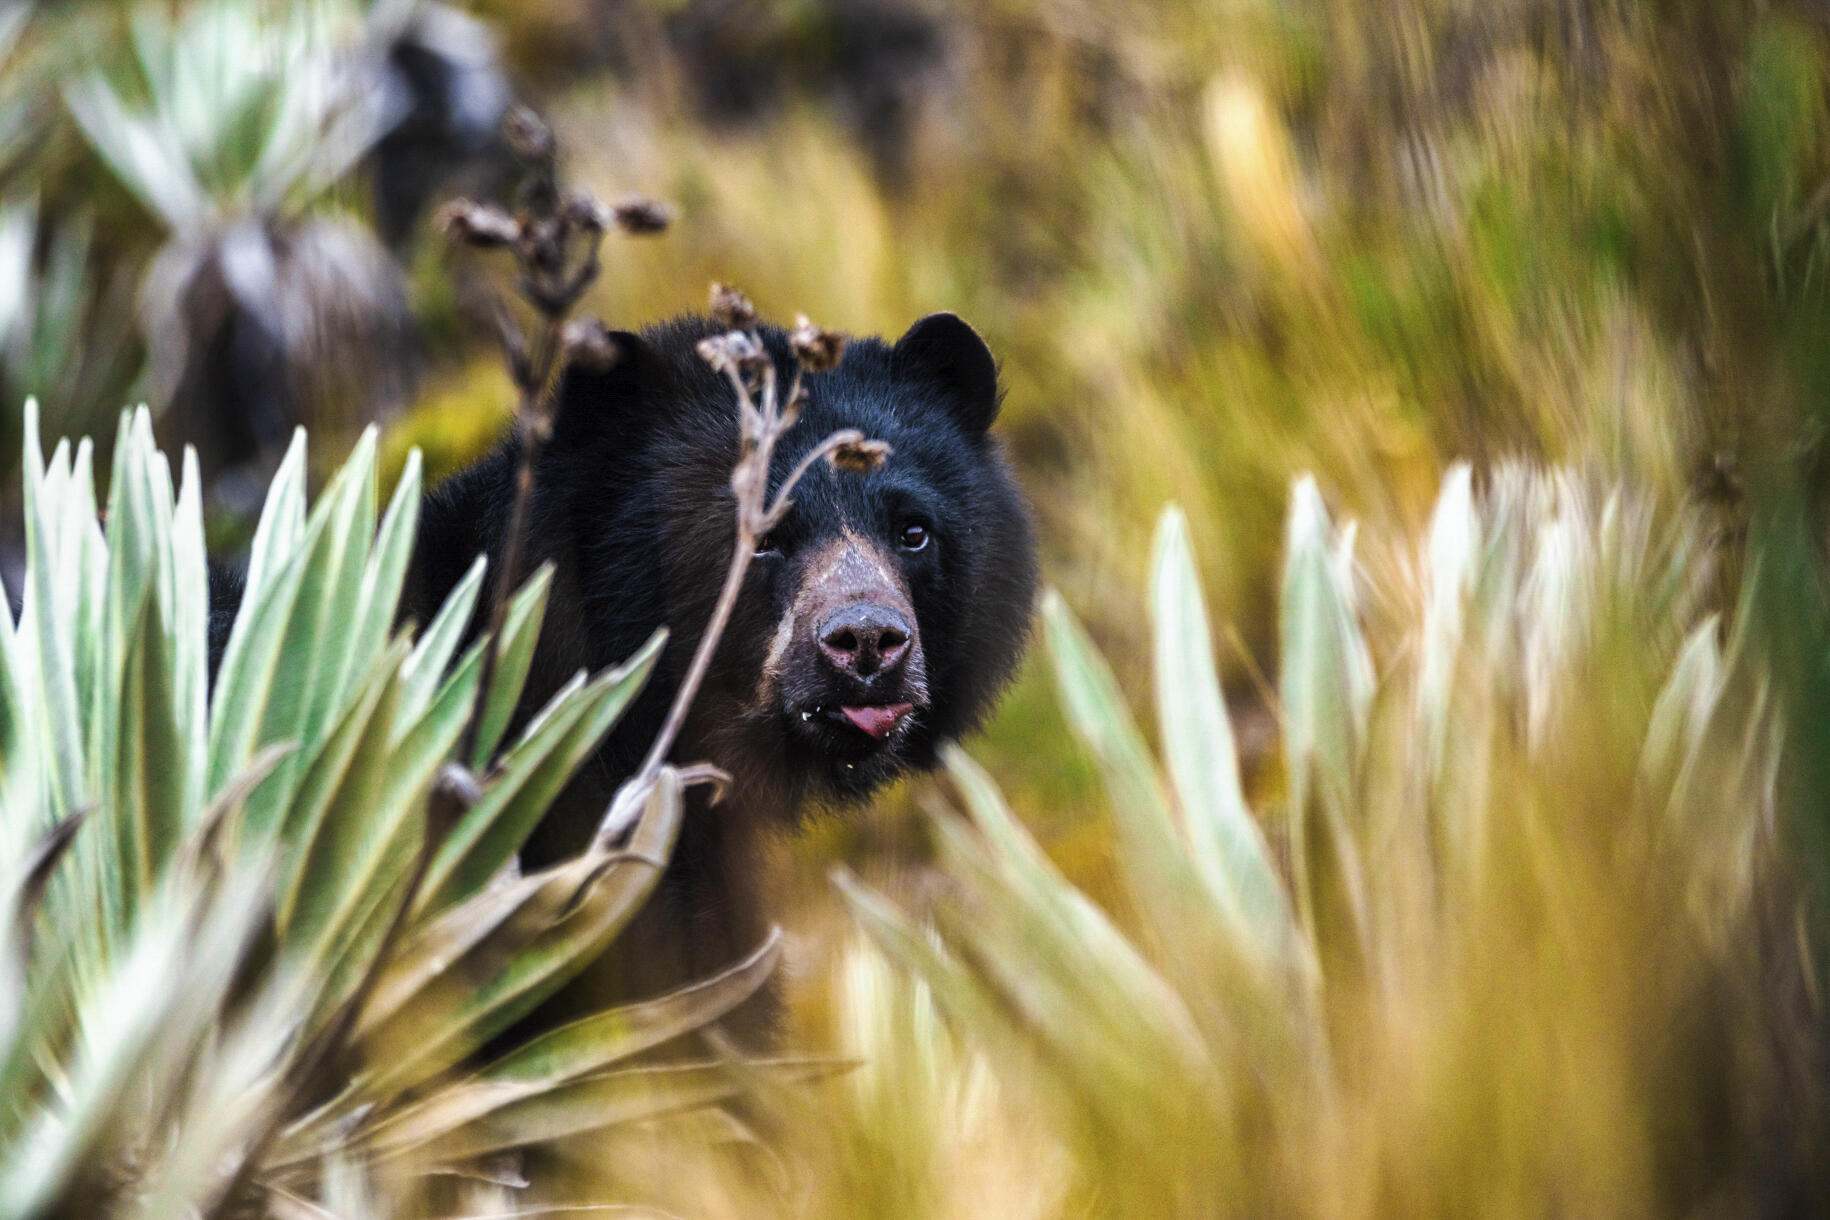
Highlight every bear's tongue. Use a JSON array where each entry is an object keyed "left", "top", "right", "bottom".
[{"left": 839, "top": 703, "right": 913, "bottom": 740}]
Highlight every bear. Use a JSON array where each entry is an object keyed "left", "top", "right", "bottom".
[{"left": 231, "top": 309, "right": 1037, "bottom": 1032}]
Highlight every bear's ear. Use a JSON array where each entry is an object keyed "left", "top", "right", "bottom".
[
  {"left": 551, "top": 328, "right": 667, "bottom": 446},
  {"left": 892, "top": 312, "right": 1001, "bottom": 437}
]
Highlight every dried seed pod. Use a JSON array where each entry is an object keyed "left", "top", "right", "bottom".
[
  {"left": 789, "top": 314, "right": 846, "bottom": 372},
  {"left": 436, "top": 200, "right": 519, "bottom": 247},
  {"left": 709, "top": 282, "right": 759, "bottom": 330},
  {"left": 562, "top": 317, "right": 621, "bottom": 370},
  {"left": 611, "top": 196, "right": 672, "bottom": 235},
  {"left": 563, "top": 192, "right": 611, "bottom": 234},
  {"left": 697, "top": 330, "right": 767, "bottom": 378},
  {"left": 696, "top": 335, "right": 731, "bottom": 370},
  {"left": 828, "top": 437, "right": 892, "bottom": 474},
  {"left": 503, "top": 104, "right": 555, "bottom": 163}
]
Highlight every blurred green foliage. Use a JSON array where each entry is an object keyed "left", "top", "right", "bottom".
[
  {"left": 11, "top": 0, "right": 1830, "bottom": 1212},
  {"left": 0, "top": 409, "right": 791, "bottom": 1215}
]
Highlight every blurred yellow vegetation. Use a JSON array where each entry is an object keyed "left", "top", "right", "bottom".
[
  {"left": 379, "top": 0, "right": 1830, "bottom": 1211},
  {"left": 13, "top": 0, "right": 1830, "bottom": 1212},
  {"left": 379, "top": 359, "right": 516, "bottom": 496}
]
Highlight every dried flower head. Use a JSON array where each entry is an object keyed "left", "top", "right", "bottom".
[
  {"left": 828, "top": 437, "right": 892, "bottom": 474},
  {"left": 563, "top": 192, "right": 611, "bottom": 234},
  {"left": 709, "top": 282, "right": 759, "bottom": 330},
  {"left": 611, "top": 196, "right": 672, "bottom": 235},
  {"left": 697, "top": 330, "right": 768, "bottom": 379},
  {"left": 789, "top": 314, "right": 846, "bottom": 372},
  {"left": 503, "top": 104, "right": 555, "bottom": 163},
  {"left": 562, "top": 317, "right": 622, "bottom": 371},
  {"left": 436, "top": 200, "right": 520, "bottom": 248}
]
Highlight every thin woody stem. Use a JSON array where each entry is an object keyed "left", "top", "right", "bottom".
[
  {"left": 228, "top": 195, "right": 601, "bottom": 1214},
  {"left": 458, "top": 313, "right": 568, "bottom": 768},
  {"left": 608, "top": 334, "right": 844, "bottom": 833},
  {"left": 596, "top": 313, "right": 874, "bottom": 847},
  {"left": 630, "top": 346, "right": 777, "bottom": 787},
  {"left": 631, "top": 533, "right": 759, "bottom": 790},
  {"left": 770, "top": 430, "right": 865, "bottom": 521}
]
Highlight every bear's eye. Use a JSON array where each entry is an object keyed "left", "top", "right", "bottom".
[
  {"left": 755, "top": 531, "right": 782, "bottom": 557},
  {"left": 897, "top": 522, "right": 930, "bottom": 553}
]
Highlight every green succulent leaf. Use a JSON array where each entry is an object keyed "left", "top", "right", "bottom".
[
  {"left": 421, "top": 628, "right": 666, "bottom": 913},
  {"left": 347, "top": 930, "right": 783, "bottom": 1160},
  {"left": 0, "top": 411, "right": 757, "bottom": 1211},
  {"left": 1149, "top": 507, "right": 1294, "bottom": 964},
  {"left": 468, "top": 563, "right": 555, "bottom": 771}
]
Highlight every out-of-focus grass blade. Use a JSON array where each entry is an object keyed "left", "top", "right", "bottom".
[
  {"left": 1046, "top": 588, "right": 1185, "bottom": 877},
  {"left": 468, "top": 564, "right": 554, "bottom": 770},
  {"left": 1279, "top": 476, "right": 1373, "bottom": 945},
  {"left": 1418, "top": 464, "right": 1477, "bottom": 770},
  {"left": 1042, "top": 591, "right": 1237, "bottom": 976},
  {"left": 832, "top": 866, "right": 1012, "bottom": 1051},
  {"left": 925, "top": 803, "right": 1227, "bottom": 1154},
  {"left": 1415, "top": 464, "right": 1494, "bottom": 896},
  {"left": 1639, "top": 616, "right": 1724, "bottom": 807},
  {"left": 394, "top": 1060, "right": 841, "bottom": 1165},
  {"left": 939, "top": 747, "right": 1217, "bottom": 1090},
  {"left": 348, "top": 931, "right": 782, "bottom": 1159},
  {"left": 1149, "top": 507, "right": 1294, "bottom": 963},
  {"left": 1041, "top": 591, "right": 1169, "bottom": 824},
  {"left": 0, "top": 866, "right": 269, "bottom": 1217}
]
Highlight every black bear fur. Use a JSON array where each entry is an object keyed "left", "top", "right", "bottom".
[{"left": 216, "top": 310, "right": 1037, "bottom": 1036}]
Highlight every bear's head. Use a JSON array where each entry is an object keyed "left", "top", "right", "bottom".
[{"left": 560, "top": 311, "right": 1037, "bottom": 813}]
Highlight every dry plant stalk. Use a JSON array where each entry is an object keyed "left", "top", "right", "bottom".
[
  {"left": 439, "top": 104, "right": 674, "bottom": 772},
  {"left": 220, "top": 124, "right": 889, "bottom": 1210},
  {"left": 441, "top": 119, "right": 888, "bottom": 835},
  {"left": 596, "top": 283, "right": 890, "bottom": 845},
  {"left": 215, "top": 109, "right": 676, "bottom": 1210}
]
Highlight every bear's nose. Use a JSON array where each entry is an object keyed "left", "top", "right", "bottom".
[{"left": 818, "top": 604, "right": 912, "bottom": 679}]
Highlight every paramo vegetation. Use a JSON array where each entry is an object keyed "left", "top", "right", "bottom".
[{"left": 3, "top": 0, "right": 1830, "bottom": 1216}]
